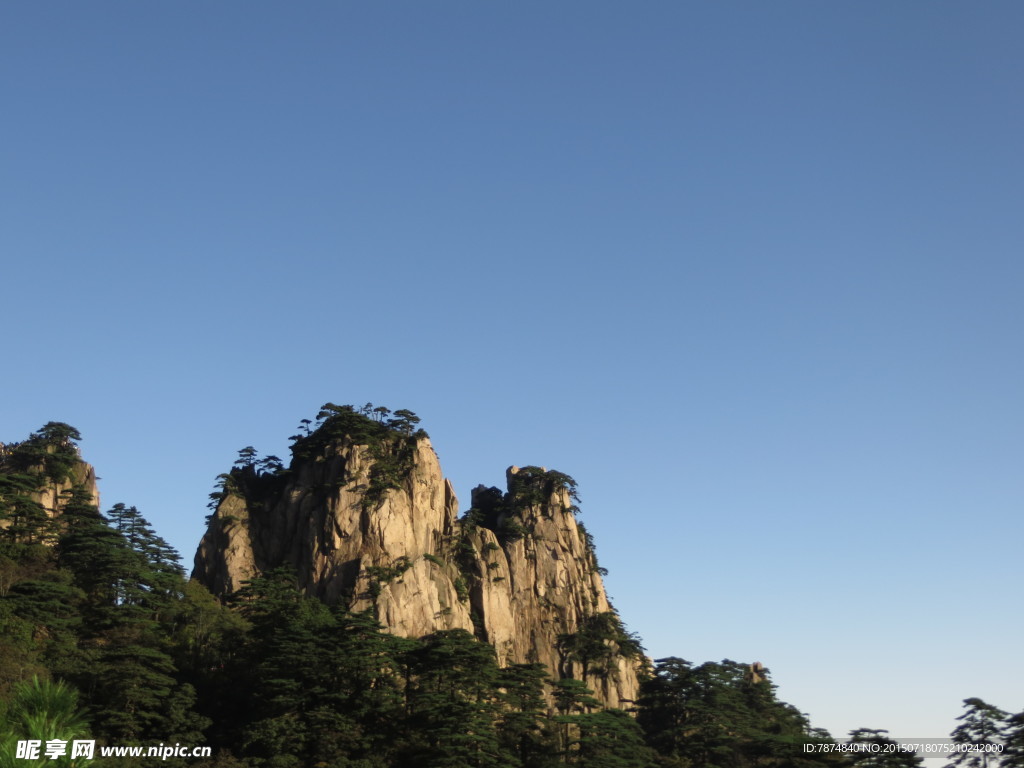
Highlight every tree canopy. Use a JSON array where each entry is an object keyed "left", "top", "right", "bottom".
[{"left": 4, "top": 418, "right": 1021, "bottom": 768}]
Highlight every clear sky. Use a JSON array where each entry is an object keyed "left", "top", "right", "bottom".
[{"left": 3, "top": 1, "right": 1022, "bottom": 744}]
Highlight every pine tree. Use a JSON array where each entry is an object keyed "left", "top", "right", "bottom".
[
  {"left": 569, "top": 708, "right": 658, "bottom": 768},
  {"left": 0, "top": 437, "right": 58, "bottom": 548},
  {"left": 552, "top": 678, "right": 602, "bottom": 765},
  {"left": 637, "top": 658, "right": 837, "bottom": 768},
  {"left": 1, "top": 497, "right": 56, "bottom": 547},
  {"left": 847, "top": 729, "right": 923, "bottom": 768},
  {"left": 401, "top": 629, "right": 514, "bottom": 768},
  {"left": 4, "top": 569, "right": 84, "bottom": 684},
  {"left": 1002, "top": 709, "right": 1024, "bottom": 768},
  {"left": 496, "top": 663, "right": 556, "bottom": 768},
  {"left": 948, "top": 698, "right": 1008, "bottom": 768},
  {"left": 636, "top": 657, "right": 695, "bottom": 763},
  {"left": 241, "top": 595, "right": 336, "bottom": 764},
  {"left": 55, "top": 498, "right": 201, "bottom": 743},
  {"left": 230, "top": 570, "right": 409, "bottom": 766},
  {"left": 0, "top": 677, "right": 92, "bottom": 768}
]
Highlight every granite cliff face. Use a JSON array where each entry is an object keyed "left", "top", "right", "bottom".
[
  {"left": 31, "top": 459, "right": 99, "bottom": 518},
  {"left": 0, "top": 430, "right": 101, "bottom": 538},
  {"left": 192, "top": 409, "right": 642, "bottom": 709}
]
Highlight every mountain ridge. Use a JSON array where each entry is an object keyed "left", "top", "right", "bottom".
[{"left": 191, "top": 404, "right": 644, "bottom": 709}]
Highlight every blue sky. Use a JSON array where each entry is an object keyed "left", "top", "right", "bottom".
[{"left": 3, "top": 1, "right": 1022, "bottom": 742}]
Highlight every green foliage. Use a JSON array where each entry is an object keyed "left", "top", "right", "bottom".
[
  {"left": 847, "top": 729, "right": 923, "bottom": 768},
  {"left": 207, "top": 472, "right": 238, "bottom": 513},
  {"left": 948, "top": 698, "right": 1008, "bottom": 768},
  {"left": 400, "top": 629, "right": 514, "bottom": 768},
  {"left": 0, "top": 424, "right": 210, "bottom": 755},
  {"left": 3, "top": 568, "right": 82, "bottom": 685},
  {"left": 233, "top": 579, "right": 410, "bottom": 768},
  {"left": 460, "top": 467, "right": 583, "bottom": 553},
  {"left": 637, "top": 657, "right": 835, "bottom": 768},
  {"left": 231, "top": 567, "right": 303, "bottom": 630},
  {"left": 457, "top": 534, "right": 479, "bottom": 565},
  {"left": 366, "top": 557, "right": 412, "bottom": 584},
  {"left": 0, "top": 676, "right": 92, "bottom": 768},
  {"left": 467, "top": 609, "right": 485, "bottom": 639},
  {"left": 363, "top": 558, "right": 413, "bottom": 603},
  {"left": 170, "top": 580, "right": 248, "bottom": 697},
  {"left": 0, "top": 423, "right": 87, "bottom": 549},
  {"left": 206, "top": 454, "right": 289, "bottom": 529},
  {"left": 1, "top": 418, "right": 903, "bottom": 768},
  {"left": 561, "top": 708, "right": 658, "bottom": 767},
  {"left": 234, "top": 446, "right": 259, "bottom": 469},
  {"left": 496, "top": 663, "right": 555, "bottom": 768},
  {"left": 499, "top": 517, "right": 529, "bottom": 543},
  {"left": 0, "top": 496, "right": 56, "bottom": 547},
  {"left": 363, "top": 448, "right": 413, "bottom": 510},
  {"left": 553, "top": 678, "right": 602, "bottom": 715},
  {"left": 55, "top": 501, "right": 202, "bottom": 744},
  {"left": 284, "top": 403, "right": 428, "bottom": 513},
  {"left": 461, "top": 486, "right": 526, "bottom": 546},
  {"left": 0, "top": 611, "right": 47, "bottom": 696},
  {"left": 508, "top": 467, "right": 580, "bottom": 509},
  {"left": 575, "top": 522, "right": 608, "bottom": 577},
  {"left": 208, "top": 404, "right": 441, "bottom": 529},
  {"left": 1003, "top": 709, "right": 1024, "bottom": 768},
  {"left": 558, "top": 613, "right": 643, "bottom": 679},
  {"left": 0, "top": 423, "right": 83, "bottom": 486},
  {"left": 289, "top": 403, "right": 426, "bottom": 460}
]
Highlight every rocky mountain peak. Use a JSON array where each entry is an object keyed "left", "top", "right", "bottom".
[
  {"left": 0, "top": 422, "right": 100, "bottom": 541},
  {"left": 192, "top": 405, "right": 643, "bottom": 708}
]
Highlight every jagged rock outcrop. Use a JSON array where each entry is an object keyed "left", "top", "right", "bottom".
[
  {"left": 29, "top": 458, "right": 99, "bottom": 518},
  {"left": 193, "top": 409, "right": 643, "bottom": 709},
  {"left": 0, "top": 430, "right": 101, "bottom": 539},
  {"left": 194, "top": 435, "right": 471, "bottom": 638},
  {"left": 460, "top": 467, "right": 643, "bottom": 708}
]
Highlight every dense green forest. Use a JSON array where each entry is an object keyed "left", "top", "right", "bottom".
[{"left": 1, "top": 419, "right": 1021, "bottom": 767}]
